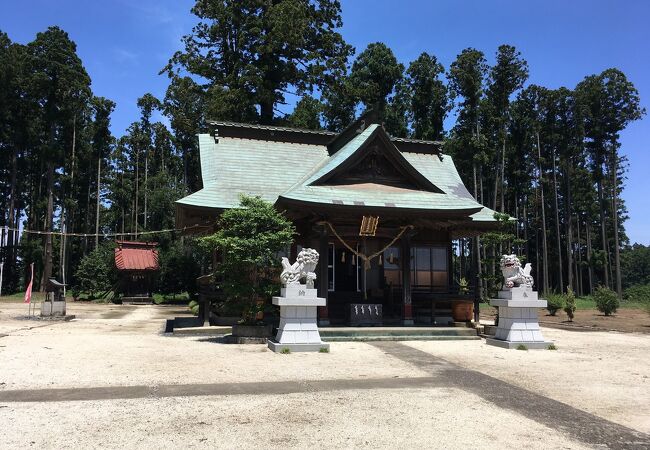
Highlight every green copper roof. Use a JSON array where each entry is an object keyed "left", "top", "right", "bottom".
[
  {"left": 176, "top": 125, "right": 497, "bottom": 222},
  {"left": 176, "top": 133, "right": 328, "bottom": 209}
]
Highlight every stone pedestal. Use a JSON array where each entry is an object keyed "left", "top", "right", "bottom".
[
  {"left": 41, "top": 301, "right": 66, "bottom": 317},
  {"left": 267, "top": 285, "right": 330, "bottom": 353},
  {"left": 485, "top": 286, "right": 552, "bottom": 349}
]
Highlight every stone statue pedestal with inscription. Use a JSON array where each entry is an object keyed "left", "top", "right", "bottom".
[
  {"left": 486, "top": 286, "right": 552, "bottom": 349},
  {"left": 267, "top": 285, "right": 330, "bottom": 353}
]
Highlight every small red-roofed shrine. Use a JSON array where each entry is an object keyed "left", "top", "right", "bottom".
[{"left": 114, "top": 241, "right": 159, "bottom": 303}]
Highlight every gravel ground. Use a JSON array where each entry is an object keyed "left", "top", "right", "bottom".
[
  {"left": 0, "top": 302, "right": 648, "bottom": 449},
  {"left": 405, "top": 328, "right": 650, "bottom": 434},
  {"left": 2, "top": 388, "right": 591, "bottom": 450}
]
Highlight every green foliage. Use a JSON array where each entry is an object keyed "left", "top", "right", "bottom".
[
  {"left": 545, "top": 293, "right": 565, "bottom": 316},
  {"left": 349, "top": 42, "right": 404, "bottom": 112},
  {"left": 621, "top": 244, "right": 650, "bottom": 289},
  {"left": 516, "top": 344, "right": 528, "bottom": 351},
  {"left": 200, "top": 195, "right": 295, "bottom": 324},
  {"left": 406, "top": 52, "right": 449, "bottom": 140},
  {"left": 563, "top": 288, "right": 577, "bottom": 321},
  {"left": 166, "top": 0, "right": 353, "bottom": 124},
  {"left": 593, "top": 286, "right": 620, "bottom": 316},
  {"left": 280, "top": 348, "right": 291, "bottom": 354},
  {"left": 547, "top": 344, "right": 558, "bottom": 350},
  {"left": 74, "top": 244, "right": 116, "bottom": 299},
  {"left": 287, "top": 95, "right": 323, "bottom": 130},
  {"left": 623, "top": 284, "right": 650, "bottom": 304},
  {"left": 158, "top": 240, "right": 201, "bottom": 298},
  {"left": 319, "top": 347, "right": 330, "bottom": 353},
  {"left": 188, "top": 300, "right": 199, "bottom": 316}
]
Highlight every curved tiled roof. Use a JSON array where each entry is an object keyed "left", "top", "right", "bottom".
[{"left": 114, "top": 241, "right": 159, "bottom": 271}]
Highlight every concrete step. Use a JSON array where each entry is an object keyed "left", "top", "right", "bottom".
[{"left": 172, "top": 326, "right": 232, "bottom": 336}]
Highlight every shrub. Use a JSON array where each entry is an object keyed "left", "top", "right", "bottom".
[
  {"left": 199, "top": 195, "right": 295, "bottom": 325},
  {"left": 516, "top": 344, "right": 528, "bottom": 351},
  {"left": 280, "top": 348, "right": 291, "bottom": 354},
  {"left": 319, "top": 347, "right": 330, "bottom": 353},
  {"left": 547, "top": 343, "right": 558, "bottom": 350},
  {"left": 623, "top": 284, "right": 650, "bottom": 304},
  {"left": 545, "top": 293, "right": 564, "bottom": 316},
  {"left": 563, "top": 288, "right": 577, "bottom": 322},
  {"left": 594, "top": 286, "right": 619, "bottom": 316},
  {"left": 188, "top": 300, "right": 199, "bottom": 316}
]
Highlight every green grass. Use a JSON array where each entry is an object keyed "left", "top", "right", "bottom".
[
  {"left": 0, "top": 291, "right": 45, "bottom": 302},
  {"left": 153, "top": 292, "right": 191, "bottom": 305},
  {"left": 574, "top": 295, "right": 647, "bottom": 311},
  {"left": 478, "top": 295, "right": 647, "bottom": 312}
]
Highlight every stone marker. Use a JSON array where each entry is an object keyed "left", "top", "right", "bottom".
[
  {"left": 267, "top": 248, "right": 330, "bottom": 353},
  {"left": 486, "top": 254, "right": 552, "bottom": 349}
]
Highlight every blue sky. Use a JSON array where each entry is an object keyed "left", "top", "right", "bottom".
[{"left": 1, "top": 0, "right": 649, "bottom": 243}]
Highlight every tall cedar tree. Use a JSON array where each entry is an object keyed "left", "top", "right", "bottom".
[{"left": 165, "top": 0, "right": 352, "bottom": 124}]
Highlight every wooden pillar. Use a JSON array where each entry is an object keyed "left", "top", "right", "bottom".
[
  {"left": 317, "top": 226, "right": 330, "bottom": 326},
  {"left": 401, "top": 233, "right": 413, "bottom": 326}
]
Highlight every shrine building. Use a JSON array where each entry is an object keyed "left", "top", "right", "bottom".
[{"left": 176, "top": 112, "right": 498, "bottom": 326}]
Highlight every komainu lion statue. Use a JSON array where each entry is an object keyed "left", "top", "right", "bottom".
[
  {"left": 500, "top": 254, "right": 533, "bottom": 288},
  {"left": 280, "top": 248, "right": 319, "bottom": 288}
]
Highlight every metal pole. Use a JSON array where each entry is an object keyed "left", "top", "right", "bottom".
[{"left": 0, "top": 262, "right": 4, "bottom": 297}]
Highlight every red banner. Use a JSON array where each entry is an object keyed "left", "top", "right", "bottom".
[{"left": 24, "top": 263, "right": 34, "bottom": 304}]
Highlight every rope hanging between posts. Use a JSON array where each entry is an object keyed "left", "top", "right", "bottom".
[{"left": 318, "top": 221, "right": 414, "bottom": 270}]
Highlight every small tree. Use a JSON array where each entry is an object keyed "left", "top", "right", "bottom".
[
  {"left": 594, "top": 285, "right": 619, "bottom": 316},
  {"left": 545, "top": 293, "right": 564, "bottom": 316},
  {"left": 200, "top": 195, "right": 295, "bottom": 324},
  {"left": 480, "top": 212, "right": 525, "bottom": 299},
  {"left": 563, "top": 287, "right": 576, "bottom": 322},
  {"left": 74, "top": 244, "right": 116, "bottom": 299}
]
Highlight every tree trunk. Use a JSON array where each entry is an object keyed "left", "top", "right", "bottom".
[
  {"left": 134, "top": 147, "right": 139, "bottom": 237},
  {"left": 551, "top": 148, "right": 564, "bottom": 292},
  {"left": 596, "top": 157, "right": 610, "bottom": 288},
  {"left": 611, "top": 149, "right": 622, "bottom": 299},
  {"left": 6, "top": 145, "right": 18, "bottom": 292},
  {"left": 144, "top": 148, "right": 148, "bottom": 230},
  {"left": 95, "top": 154, "right": 102, "bottom": 249},
  {"left": 537, "top": 132, "right": 550, "bottom": 294},
  {"left": 40, "top": 162, "right": 55, "bottom": 291},
  {"left": 565, "top": 161, "right": 574, "bottom": 292},
  {"left": 260, "top": 100, "right": 274, "bottom": 125},
  {"left": 575, "top": 214, "right": 583, "bottom": 296},
  {"left": 586, "top": 216, "right": 594, "bottom": 293}
]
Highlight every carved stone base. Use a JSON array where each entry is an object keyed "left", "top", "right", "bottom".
[
  {"left": 269, "top": 285, "right": 328, "bottom": 353},
  {"left": 487, "top": 288, "right": 552, "bottom": 350}
]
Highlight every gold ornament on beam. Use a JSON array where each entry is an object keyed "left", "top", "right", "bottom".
[
  {"left": 359, "top": 216, "right": 379, "bottom": 237},
  {"left": 341, "top": 251, "right": 346, "bottom": 263}
]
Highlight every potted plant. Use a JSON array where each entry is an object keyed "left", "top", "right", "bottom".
[{"left": 200, "top": 195, "right": 295, "bottom": 338}]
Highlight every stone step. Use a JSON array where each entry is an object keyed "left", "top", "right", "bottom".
[
  {"left": 322, "top": 335, "right": 481, "bottom": 342},
  {"left": 319, "top": 326, "right": 477, "bottom": 338}
]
